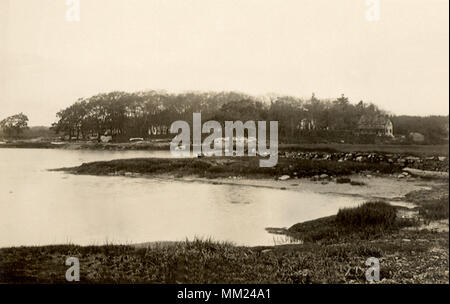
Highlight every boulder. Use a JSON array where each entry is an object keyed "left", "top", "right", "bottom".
[
  {"left": 405, "top": 156, "right": 421, "bottom": 162},
  {"left": 336, "top": 177, "right": 351, "bottom": 184},
  {"left": 311, "top": 175, "right": 320, "bottom": 181},
  {"left": 319, "top": 174, "right": 329, "bottom": 180},
  {"left": 350, "top": 181, "right": 365, "bottom": 186},
  {"left": 402, "top": 167, "right": 449, "bottom": 179}
]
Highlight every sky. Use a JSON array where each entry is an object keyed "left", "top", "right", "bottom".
[{"left": 0, "top": 0, "right": 448, "bottom": 126}]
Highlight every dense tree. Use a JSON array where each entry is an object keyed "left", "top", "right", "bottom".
[
  {"left": 50, "top": 90, "right": 448, "bottom": 144},
  {"left": 0, "top": 113, "right": 29, "bottom": 138},
  {"left": 391, "top": 115, "right": 449, "bottom": 144}
]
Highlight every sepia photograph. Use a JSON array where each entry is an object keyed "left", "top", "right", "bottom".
[{"left": 0, "top": 0, "right": 448, "bottom": 296}]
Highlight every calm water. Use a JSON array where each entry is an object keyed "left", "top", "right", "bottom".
[{"left": 0, "top": 148, "right": 363, "bottom": 247}]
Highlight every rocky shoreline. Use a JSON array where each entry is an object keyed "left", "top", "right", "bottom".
[
  {"left": 55, "top": 152, "right": 448, "bottom": 182},
  {"left": 279, "top": 151, "right": 449, "bottom": 172}
]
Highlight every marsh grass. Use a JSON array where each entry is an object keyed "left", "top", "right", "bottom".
[
  {"left": 1, "top": 229, "right": 447, "bottom": 284},
  {"left": 59, "top": 156, "right": 403, "bottom": 178},
  {"left": 288, "top": 202, "right": 416, "bottom": 243},
  {"left": 418, "top": 196, "right": 449, "bottom": 221},
  {"left": 336, "top": 202, "right": 397, "bottom": 229},
  {"left": 404, "top": 184, "right": 449, "bottom": 221}
]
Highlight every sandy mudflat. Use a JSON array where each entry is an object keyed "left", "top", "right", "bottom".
[{"left": 173, "top": 174, "right": 440, "bottom": 201}]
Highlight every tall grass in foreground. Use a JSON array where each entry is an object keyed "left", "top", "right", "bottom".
[
  {"left": 288, "top": 201, "right": 415, "bottom": 243},
  {"left": 336, "top": 202, "right": 397, "bottom": 229},
  {"left": 418, "top": 196, "right": 449, "bottom": 221}
]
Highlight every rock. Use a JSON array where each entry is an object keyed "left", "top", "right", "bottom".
[
  {"left": 311, "top": 175, "right": 320, "bottom": 181},
  {"left": 405, "top": 156, "right": 420, "bottom": 161},
  {"left": 438, "top": 156, "right": 446, "bottom": 161},
  {"left": 336, "top": 177, "right": 351, "bottom": 184},
  {"left": 291, "top": 270, "right": 311, "bottom": 284},
  {"left": 319, "top": 174, "right": 329, "bottom": 180},
  {"left": 280, "top": 187, "right": 287, "bottom": 190},
  {"left": 350, "top": 181, "right": 365, "bottom": 186},
  {"left": 356, "top": 156, "right": 364, "bottom": 162},
  {"left": 279, "top": 175, "right": 290, "bottom": 181},
  {"left": 397, "top": 173, "right": 406, "bottom": 179},
  {"left": 403, "top": 167, "right": 449, "bottom": 179}
]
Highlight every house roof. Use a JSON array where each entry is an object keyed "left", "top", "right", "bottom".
[{"left": 358, "top": 115, "right": 391, "bottom": 129}]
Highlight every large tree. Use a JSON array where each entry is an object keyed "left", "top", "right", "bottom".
[{"left": 0, "top": 113, "right": 29, "bottom": 138}]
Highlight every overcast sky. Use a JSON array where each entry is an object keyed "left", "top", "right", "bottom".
[{"left": 0, "top": 0, "right": 448, "bottom": 125}]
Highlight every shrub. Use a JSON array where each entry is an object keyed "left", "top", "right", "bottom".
[
  {"left": 336, "top": 202, "right": 397, "bottom": 229},
  {"left": 336, "top": 177, "right": 351, "bottom": 184},
  {"left": 419, "top": 197, "right": 449, "bottom": 221},
  {"left": 350, "top": 181, "right": 365, "bottom": 186}
]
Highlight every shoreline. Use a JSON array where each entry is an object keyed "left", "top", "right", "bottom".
[
  {"left": 54, "top": 154, "right": 448, "bottom": 182},
  {"left": 0, "top": 141, "right": 171, "bottom": 150},
  {"left": 123, "top": 173, "right": 439, "bottom": 207},
  {"left": 1, "top": 140, "right": 449, "bottom": 156},
  {"left": 1, "top": 147, "right": 448, "bottom": 283},
  {"left": 0, "top": 180, "right": 447, "bottom": 283}
]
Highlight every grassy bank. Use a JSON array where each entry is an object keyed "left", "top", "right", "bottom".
[
  {"left": 1, "top": 183, "right": 448, "bottom": 284},
  {"left": 286, "top": 202, "right": 416, "bottom": 244},
  {"left": 57, "top": 156, "right": 405, "bottom": 179},
  {"left": 0, "top": 231, "right": 447, "bottom": 284}
]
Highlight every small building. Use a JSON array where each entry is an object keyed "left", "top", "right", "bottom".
[
  {"left": 408, "top": 132, "right": 425, "bottom": 143},
  {"left": 298, "top": 118, "right": 316, "bottom": 131},
  {"left": 358, "top": 115, "right": 394, "bottom": 137},
  {"left": 148, "top": 125, "right": 168, "bottom": 136}
]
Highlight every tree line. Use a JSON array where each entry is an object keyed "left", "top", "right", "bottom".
[
  {"left": 49, "top": 90, "right": 392, "bottom": 141},
  {"left": 391, "top": 115, "right": 449, "bottom": 144},
  {"left": 1, "top": 90, "right": 448, "bottom": 144},
  {"left": 0, "top": 113, "right": 29, "bottom": 138}
]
